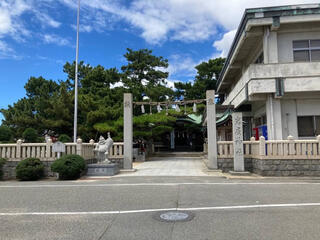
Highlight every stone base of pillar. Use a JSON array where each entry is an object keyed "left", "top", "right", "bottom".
[
  {"left": 203, "top": 159, "right": 218, "bottom": 170},
  {"left": 87, "top": 163, "right": 119, "bottom": 176},
  {"left": 205, "top": 169, "right": 222, "bottom": 173},
  {"left": 120, "top": 169, "right": 137, "bottom": 173},
  {"left": 229, "top": 171, "right": 251, "bottom": 176}
]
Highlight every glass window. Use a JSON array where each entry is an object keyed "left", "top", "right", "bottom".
[
  {"left": 293, "top": 40, "right": 309, "bottom": 49},
  {"left": 298, "top": 116, "right": 314, "bottom": 137},
  {"left": 293, "top": 40, "right": 320, "bottom": 62},
  {"left": 311, "top": 50, "right": 320, "bottom": 61},
  {"left": 310, "top": 40, "right": 320, "bottom": 48},
  {"left": 293, "top": 50, "right": 310, "bottom": 62}
]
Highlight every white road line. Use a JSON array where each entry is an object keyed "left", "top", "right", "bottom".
[
  {"left": 1, "top": 182, "right": 320, "bottom": 188},
  {"left": 1, "top": 203, "right": 320, "bottom": 216}
]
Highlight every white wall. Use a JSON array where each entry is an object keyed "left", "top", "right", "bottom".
[
  {"left": 280, "top": 99, "right": 320, "bottom": 139},
  {"left": 296, "top": 99, "right": 320, "bottom": 116},
  {"left": 251, "top": 98, "right": 320, "bottom": 139}
]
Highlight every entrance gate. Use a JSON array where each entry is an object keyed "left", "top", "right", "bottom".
[{"left": 123, "top": 90, "right": 244, "bottom": 172}]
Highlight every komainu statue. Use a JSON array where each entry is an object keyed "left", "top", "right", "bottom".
[{"left": 94, "top": 133, "right": 114, "bottom": 164}]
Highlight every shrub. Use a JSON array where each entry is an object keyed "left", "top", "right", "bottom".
[
  {"left": 58, "top": 134, "right": 72, "bottom": 143},
  {"left": 51, "top": 154, "right": 86, "bottom": 180},
  {"left": 0, "top": 158, "right": 7, "bottom": 180},
  {"left": 0, "top": 126, "right": 12, "bottom": 143},
  {"left": 23, "top": 128, "right": 38, "bottom": 143},
  {"left": 16, "top": 158, "right": 44, "bottom": 181}
]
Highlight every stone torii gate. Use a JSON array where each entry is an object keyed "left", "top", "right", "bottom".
[{"left": 123, "top": 91, "right": 245, "bottom": 172}]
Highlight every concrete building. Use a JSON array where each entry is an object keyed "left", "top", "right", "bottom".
[{"left": 217, "top": 4, "right": 320, "bottom": 140}]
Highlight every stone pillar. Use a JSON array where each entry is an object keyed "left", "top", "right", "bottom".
[
  {"left": 170, "top": 130, "right": 175, "bottom": 150},
  {"left": 46, "top": 138, "right": 52, "bottom": 159},
  {"left": 124, "top": 93, "right": 133, "bottom": 169},
  {"left": 232, "top": 112, "right": 245, "bottom": 172},
  {"left": 206, "top": 90, "right": 217, "bottom": 169},
  {"left": 16, "top": 139, "right": 22, "bottom": 159},
  {"left": 288, "top": 135, "right": 295, "bottom": 155},
  {"left": 266, "top": 95, "right": 283, "bottom": 140},
  {"left": 259, "top": 136, "right": 266, "bottom": 156},
  {"left": 317, "top": 135, "right": 320, "bottom": 154},
  {"left": 263, "top": 27, "right": 278, "bottom": 64},
  {"left": 76, "top": 138, "right": 82, "bottom": 156}
]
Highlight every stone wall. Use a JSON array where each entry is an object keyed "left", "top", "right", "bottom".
[
  {"left": 2, "top": 159, "right": 96, "bottom": 180},
  {"left": 109, "top": 158, "right": 124, "bottom": 169},
  {"left": 218, "top": 158, "right": 252, "bottom": 173},
  {"left": 252, "top": 158, "right": 320, "bottom": 176},
  {"left": 217, "top": 157, "right": 320, "bottom": 176}
]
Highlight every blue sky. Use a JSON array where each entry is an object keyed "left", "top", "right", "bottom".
[{"left": 0, "top": 0, "right": 318, "bottom": 122}]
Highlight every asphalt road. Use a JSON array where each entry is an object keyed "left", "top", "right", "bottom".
[{"left": 1, "top": 176, "right": 320, "bottom": 240}]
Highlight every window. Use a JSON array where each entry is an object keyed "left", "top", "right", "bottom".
[
  {"left": 297, "top": 116, "right": 320, "bottom": 137},
  {"left": 293, "top": 40, "right": 320, "bottom": 62}
]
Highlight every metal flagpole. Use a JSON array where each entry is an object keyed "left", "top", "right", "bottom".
[{"left": 73, "top": 0, "right": 80, "bottom": 143}]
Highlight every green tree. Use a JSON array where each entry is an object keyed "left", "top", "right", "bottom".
[
  {"left": 175, "top": 58, "right": 225, "bottom": 100},
  {"left": 121, "top": 48, "right": 173, "bottom": 101},
  {"left": 23, "top": 128, "right": 39, "bottom": 143},
  {"left": 43, "top": 82, "right": 74, "bottom": 137},
  {"left": 0, "top": 126, "right": 12, "bottom": 142},
  {"left": 1, "top": 98, "right": 39, "bottom": 137},
  {"left": 63, "top": 61, "right": 92, "bottom": 89},
  {"left": 1, "top": 77, "right": 62, "bottom": 136},
  {"left": 0, "top": 48, "right": 178, "bottom": 142}
]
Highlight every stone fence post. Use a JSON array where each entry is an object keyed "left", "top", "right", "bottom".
[
  {"left": 46, "top": 138, "right": 52, "bottom": 159},
  {"left": 288, "top": 135, "right": 295, "bottom": 155},
  {"left": 16, "top": 139, "right": 22, "bottom": 159},
  {"left": 76, "top": 138, "right": 83, "bottom": 156},
  {"left": 89, "top": 139, "right": 95, "bottom": 145},
  {"left": 259, "top": 136, "right": 266, "bottom": 156},
  {"left": 250, "top": 137, "right": 256, "bottom": 155}
]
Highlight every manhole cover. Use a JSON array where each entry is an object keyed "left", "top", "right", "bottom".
[{"left": 153, "top": 211, "right": 194, "bottom": 222}]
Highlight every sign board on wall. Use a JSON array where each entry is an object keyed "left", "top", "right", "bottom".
[
  {"left": 52, "top": 142, "right": 66, "bottom": 153},
  {"left": 52, "top": 141, "right": 66, "bottom": 158}
]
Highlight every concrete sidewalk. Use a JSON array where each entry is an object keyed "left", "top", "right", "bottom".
[{"left": 118, "top": 157, "right": 223, "bottom": 177}]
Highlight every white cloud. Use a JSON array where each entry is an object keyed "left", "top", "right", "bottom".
[
  {"left": 0, "top": 40, "right": 20, "bottom": 59},
  {"left": 71, "top": 24, "right": 93, "bottom": 33},
  {"left": 0, "top": 9, "right": 12, "bottom": 35},
  {"left": 168, "top": 54, "right": 198, "bottom": 78},
  {"left": 110, "top": 81, "right": 124, "bottom": 89},
  {"left": 0, "top": 0, "right": 66, "bottom": 59},
  {"left": 1, "top": 0, "right": 320, "bottom": 59},
  {"left": 163, "top": 79, "right": 181, "bottom": 90},
  {"left": 42, "top": 34, "right": 70, "bottom": 46},
  {"left": 213, "top": 29, "right": 237, "bottom": 58},
  {"left": 0, "top": 0, "right": 30, "bottom": 39},
  {"left": 34, "top": 11, "right": 61, "bottom": 28},
  {"left": 57, "top": 0, "right": 320, "bottom": 45}
]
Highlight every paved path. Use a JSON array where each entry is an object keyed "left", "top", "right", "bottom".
[
  {"left": 119, "top": 157, "right": 222, "bottom": 177},
  {"left": 1, "top": 177, "right": 320, "bottom": 240}
]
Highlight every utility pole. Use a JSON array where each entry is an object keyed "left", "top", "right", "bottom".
[{"left": 73, "top": 0, "right": 80, "bottom": 143}]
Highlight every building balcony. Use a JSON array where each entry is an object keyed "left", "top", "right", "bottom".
[{"left": 223, "top": 62, "right": 320, "bottom": 107}]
